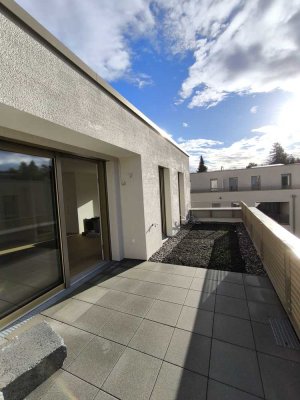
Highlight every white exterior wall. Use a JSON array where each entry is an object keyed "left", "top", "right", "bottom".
[
  {"left": 191, "top": 165, "right": 300, "bottom": 237},
  {"left": 0, "top": 5, "right": 190, "bottom": 260},
  {"left": 191, "top": 164, "right": 300, "bottom": 192}
]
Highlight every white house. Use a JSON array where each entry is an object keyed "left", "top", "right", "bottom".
[
  {"left": 0, "top": 1, "right": 190, "bottom": 326},
  {"left": 191, "top": 164, "right": 300, "bottom": 237}
]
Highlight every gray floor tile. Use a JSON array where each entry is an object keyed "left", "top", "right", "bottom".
[
  {"left": 244, "top": 275, "right": 273, "bottom": 289},
  {"left": 215, "top": 295, "right": 250, "bottom": 319},
  {"left": 207, "top": 379, "right": 261, "bottom": 400},
  {"left": 184, "top": 289, "right": 215, "bottom": 311},
  {"left": 213, "top": 313, "right": 255, "bottom": 349},
  {"left": 176, "top": 306, "right": 214, "bottom": 337},
  {"left": 124, "top": 269, "right": 193, "bottom": 288},
  {"left": 40, "top": 370, "right": 99, "bottom": 400},
  {"left": 97, "top": 290, "right": 154, "bottom": 317},
  {"left": 146, "top": 300, "right": 182, "bottom": 326},
  {"left": 112, "top": 277, "right": 162, "bottom": 298},
  {"left": 44, "top": 318, "right": 95, "bottom": 367},
  {"left": 98, "top": 310, "right": 142, "bottom": 345},
  {"left": 245, "top": 286, "right": 280, "bottom": 305},
  {"left": 25, "top": 370, "right": 61, "bottom": 400},
  {"left": 209, "top": 339, "right": 264, "bottom": 397},
  {"left": 248, "top": 301, "right": 286, "bottom": 324},
  {"left": 252, "top": 321, "right": 300, "bottom": 363},
  {"left": 103, "top": 348, "right": 162, "bottom": 400},
  {"left": 158, "top": 273, "right": 193, "bottom": 289},
  {"left": 165, "top": 328, "right": 211, "bottom": 376},
  {"left": 129, "top": 319, "right": 174, "bottom": 358},
  {"left": 190, "top": 277, "right": 218, "bottom": 293},
  {"left": 258, "top": 352, "right": 300, "bottom": 400},
  {"left": 71, "top": 304, "right": 112, "bottom": 334},
  {"left": 66, "top": 336, "right": 125, "bottom": 388},
  {"left": 194, "top": 267, "right": 213, "bottom": 279},
  {"left": 150, "top": 362, "right": 207, "bottom": 400},
  {"left": 94, "top": 390, "right": 118, "bottom": 400},
  {"left": 42, "top": 298, "right": 92, "bottom": 323},
  {"left": 218, "top": 271, "right": 244, "bottom": 285},
  {"left": 73, "top": 285, "right": 109, "bottom": 304},
  {"left": 139, "top": 261, "right": 196, "bottom": 277},
  {"left": 216, "top": 281, "right": 246, "bottom": 299},
  {"left": 90, "top": 275, "right": 124, "bottom": 289},
  {"left": 156, "top": 286, "right": 188, "bottom": 304}
]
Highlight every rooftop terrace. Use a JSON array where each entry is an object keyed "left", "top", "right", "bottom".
[{"left": 2, "top": 258, "right": 300, "bottom": 400}]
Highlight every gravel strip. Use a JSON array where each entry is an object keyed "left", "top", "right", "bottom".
[
  {"left": 149, "top": 222, "right": 266, "bottom": 276},
  {"left": 236, "top": 222, "right": 266, "bottom": 276},
  {"left": 149, "top": 223, "right": 193, "bottom": 262}
]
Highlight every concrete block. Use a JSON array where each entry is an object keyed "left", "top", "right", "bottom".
[{"left": 0, "top": 321, "right": 67, "bottom": 400}]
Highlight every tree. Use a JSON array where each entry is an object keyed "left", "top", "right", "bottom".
[
  {"left": 267, "top": 142, "right": 289, "bottom": 165},
  {"left": 246, "top": 162, "right": 258, "bottom": 169},
  {"left": 197, "top": 155, "right": 207, "bottom": 172}
]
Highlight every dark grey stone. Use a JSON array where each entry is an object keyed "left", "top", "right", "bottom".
[{"left": 0, "top": 322, "right": 67, "bottom": 400}]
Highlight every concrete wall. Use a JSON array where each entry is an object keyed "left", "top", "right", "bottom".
[{"left": 0, "top": 6, "right": 190, "bottom": 260}]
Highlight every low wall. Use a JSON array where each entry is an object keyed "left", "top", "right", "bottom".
[
  {"left": 190, "top": 207, "right": 242, "bottom": 222},
  {"left": 241, "top": 202, "right": 300, "bottom": 338}
]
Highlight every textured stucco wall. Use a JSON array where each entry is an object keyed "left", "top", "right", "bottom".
[{"left": 0, "top": 8, "right": 190, "bottom": 259}]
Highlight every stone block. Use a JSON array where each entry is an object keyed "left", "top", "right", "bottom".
[{"left": 0, "top": 321, "right": 67, "bottom": 400}]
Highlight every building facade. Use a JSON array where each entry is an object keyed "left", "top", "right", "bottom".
[
  {"left": 0, "top": 2, "right": 190, "bottom": 327},
  {"left": 191, "top": 164, "right": 300, "bottom": 236}
]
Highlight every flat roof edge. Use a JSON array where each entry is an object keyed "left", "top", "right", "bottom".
[{"left": 0, "top": 0, "right": 189, "bottom": 157}]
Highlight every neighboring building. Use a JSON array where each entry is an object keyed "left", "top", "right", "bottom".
[
  {"left": 191, "top": 164, "right": 300, "bottom": 236},
  {"left": 0, "top": 2, "right": 190, "bottom": 327}
]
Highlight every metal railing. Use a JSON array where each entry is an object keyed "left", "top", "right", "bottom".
[
  {"left": 191, "top": 184, "right": 300, "bottom": 193},
  {"left": 241, "top": 202, "right": 300, "bottom": 339}
]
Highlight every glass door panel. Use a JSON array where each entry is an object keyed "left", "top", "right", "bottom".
[
  {"left": 0, "top": 149, "right": 63, "bottom": 319},
  {"left": 60, "top": 157, "right": 103, "bottom": 278}
]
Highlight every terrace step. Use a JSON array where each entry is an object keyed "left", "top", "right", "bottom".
[{"left": 0, "top": 321, "right": 67, "bottom": 400}]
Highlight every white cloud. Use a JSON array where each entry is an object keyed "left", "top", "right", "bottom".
[
  {"left": 182, "top": 122, "right": 189, "bottom": 128},
  {"left": 16, "top": 0, "right": 154, "bottom": 81},
  {"left": 250, "top": 106, "right": 258, "bottom": 114},
  {"left": 125, "top": 73, "right": 154, "bottom": 89},
  {"left": 158, "top": 0, "right": 300, "bottom": 108},
  {"left": 16, "top": 0, "right": 300, "bottom": 107},
  {"left": 180, "top": 123, "right": 300, "bottom": 172}
]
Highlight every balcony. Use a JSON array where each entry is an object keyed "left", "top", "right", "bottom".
[
  {"left": 1, "top": 205, "right": 299, "bottom": 400},
  {"left": 191, "top": 184, "right": 300, "bottom": 193}
]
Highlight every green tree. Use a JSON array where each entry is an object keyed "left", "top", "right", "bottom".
[
  {"left": 246, "top": 162, "right": 258, "bottom": 169},
  {"left": 267, "top": 142, "right": 289, "bottom": 164},
  {"left": 197, "top": 155, "right": 207, "bottom": 172}
]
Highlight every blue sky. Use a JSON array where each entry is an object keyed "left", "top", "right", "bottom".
[{"left": 16, "top": 0, "right": 300, "bottom": 170}]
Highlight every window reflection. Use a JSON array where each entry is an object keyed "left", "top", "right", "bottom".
[{"left": 0, "top": 149, "right": 63, "bottom": 319}]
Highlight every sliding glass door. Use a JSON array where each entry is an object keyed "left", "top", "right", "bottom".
[
  {"left": 60, "top": 157, "right": 104, "bottom": 278},
  {"left": 0, "top": 146, "right": 63, "bottom": 319}
]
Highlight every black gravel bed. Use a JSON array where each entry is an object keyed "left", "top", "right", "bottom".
[{"left": 149, "top": 222, "right": 266, "bottom": 275}]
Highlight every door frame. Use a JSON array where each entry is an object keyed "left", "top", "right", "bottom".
[{"left": 55, "top": 153, "right": 111, "bottom": 285}]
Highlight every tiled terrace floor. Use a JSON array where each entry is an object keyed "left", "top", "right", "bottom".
[{"left": 11, "top": 260, "right": 300, "bottom": 400}]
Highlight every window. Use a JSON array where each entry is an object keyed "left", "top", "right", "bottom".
[
  {"left": 212, "top": 203, "right": 221, "bottom": 208},
  {"left": 210, "top": 179, "right": 218, "bottom": 191},
  {"left": 251, "top": 176, "right": 260, "bottom": 190},
  {"left": 281, "top": 174, "right": 291, "bottom": 189},
  {"left": 0, "top": 148, "right": 63, "bottom": 319},
  {"left": 229, "top": 177, "right": 238, "bottom": 191}
]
